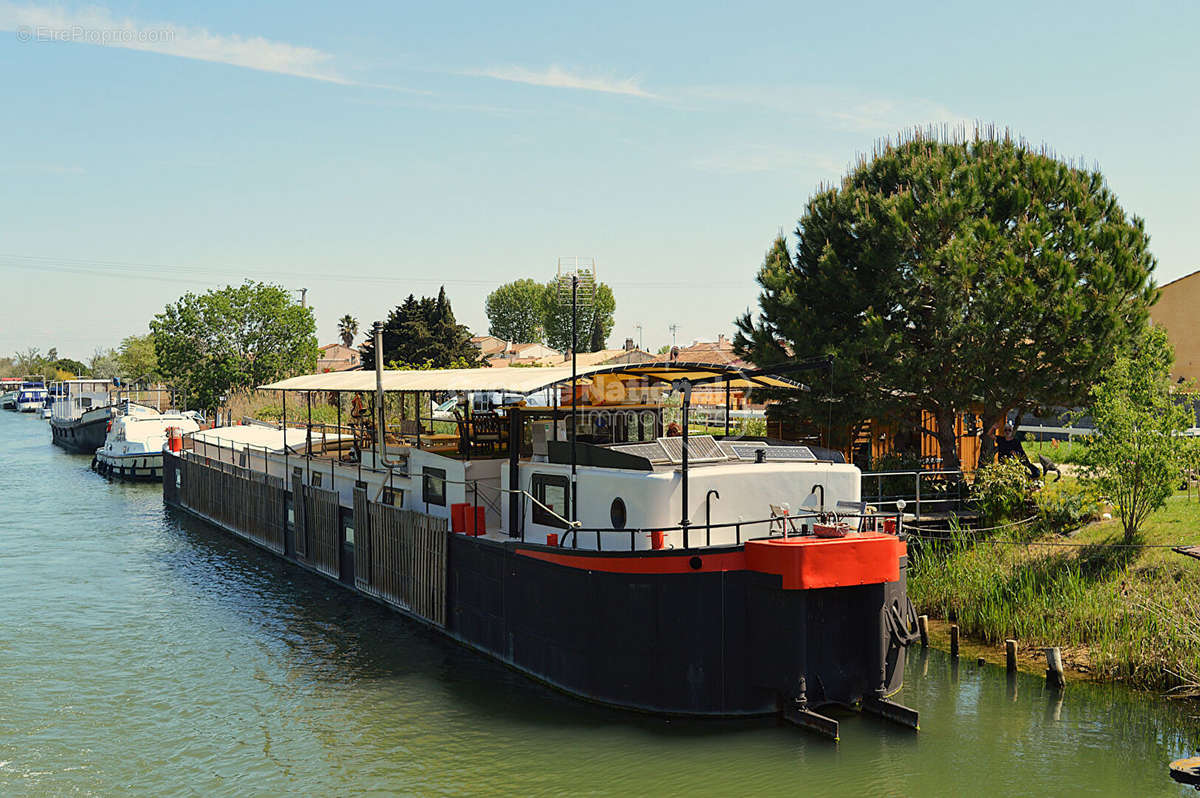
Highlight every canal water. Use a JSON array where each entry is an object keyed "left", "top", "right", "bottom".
[{"left": 1, "top": 410, "right": 1197, "bottom": 796}]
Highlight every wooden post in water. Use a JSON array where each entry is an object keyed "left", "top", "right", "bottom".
[
  {"left": 1005, "top": 639, "right": 1017, "bottom": 673},
  {"left": 1045, "top": 647, "right": 1065, "bottom": 689},
  {"left": 917, "top": 615, "right": 929, "bottom": 646},
  {"left": 949, "top": 624, "right": 959, "bottom": 659}
]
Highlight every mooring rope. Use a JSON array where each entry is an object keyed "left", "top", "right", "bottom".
[{"left": 904, "top": 515, "right": 1040, "bottom": 534}]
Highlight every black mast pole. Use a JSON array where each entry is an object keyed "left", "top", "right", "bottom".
[{"left": 570, "top": 273, "right": 578, "bottom": 523}]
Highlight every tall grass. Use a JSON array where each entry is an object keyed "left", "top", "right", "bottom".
[{"left": 909, "top": 498, "right": 1200, "bottom": 691}]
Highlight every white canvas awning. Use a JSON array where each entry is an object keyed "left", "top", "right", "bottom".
[{"left": 260, "top": 361, "right": 810, "bottom": 394}]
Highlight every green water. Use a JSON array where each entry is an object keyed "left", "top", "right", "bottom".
[{"left": 1, "top": 410, "right": 1197, "bottom": 796}]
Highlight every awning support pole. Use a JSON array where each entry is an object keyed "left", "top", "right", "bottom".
[
  {"left": 282, "top": 389, "right": 288, "bottom": 478},
  {"left": 678, "top": 378, "right": 692, "bottom": 547},
  {"left": 725, "top": 379, "right": 731, "bottom": 437}
]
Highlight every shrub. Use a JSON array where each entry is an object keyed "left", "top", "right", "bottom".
[
  {"left": 1035, "top": 479, "right": 1100, "bottom": 534},
  {"left": 971, "top": 459, "right": 1034, "bottom": 526}
]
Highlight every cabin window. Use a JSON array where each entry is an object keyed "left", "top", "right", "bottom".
[
  {"left": 532, "top": 473, "right": 570, "bottom": 529},
  {"left": 311, "top": 472, "right": 322, "bottom": 487},
  {"left": 422, "top": 467, "right": 447, "bottom": 506},
  {"left": 610, "top": 497, "right": 627, "bottom": 529}
]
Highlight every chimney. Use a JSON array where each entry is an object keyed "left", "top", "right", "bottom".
[
  {"left": 624, "top": 337, "right": 635, "bottom": 351},
  {"left": 718, "top": 333, "right": 728, "bottom": 348}
]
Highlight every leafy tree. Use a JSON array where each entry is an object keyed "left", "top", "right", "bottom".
[
  {"left": 118, "top": 334, "right": 159, "bottom": 383},
  {"left": 338, "top": 314, "right": 359, "bottom": 348},
  {"left": 53, "top": 357, "right": 88, "bottom": 376},
  {"left": 656, "top": 345, "right": 671, "bottom": 355},
  {"left": 542, "top": 280, "right": 616, "bottom": 353},
  {"left": 1082, "top": 325, "right": 1192, "bottom": 543},
  {"left": 360, "top": 287, "right": 480, "bottom": 370},
  {"left": 89, "top": 348, "right": 122, "bottom": 379},
  {"left": 151, "top": 281, "right": 318, "bottom": 412},
  {"left": 486, "top": 279, "right": 550, "bottom": 343},
  {"left": 736, "top": 127, "right": 1158, "bottom": 469}
]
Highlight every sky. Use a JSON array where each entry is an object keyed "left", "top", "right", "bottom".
[{"left": 1, "top": 1, "right": 1197, "bottom": 359}]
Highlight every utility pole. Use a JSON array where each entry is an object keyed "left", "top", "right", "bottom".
[
  {"left": 634, "top": 323, "right": 643, "bottom": 351},
  {"left": 669, "top": 323, "right": 679, "bottom": 348},
  {"left": 294, "top": 287, "right": 308, "bottom": 308}
]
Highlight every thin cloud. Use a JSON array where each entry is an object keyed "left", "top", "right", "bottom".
[
  {"left": 471, "top": 65, "right": 655, "bottom": 98},
  {"left": 683, "top": 84, "right": 966, "bottom": 134},
  {"left": 0, "top": 3, "right": 426, "bottom": 92},
  {"left": 690, "top": 146, "right": 841, "bottom": 176}
]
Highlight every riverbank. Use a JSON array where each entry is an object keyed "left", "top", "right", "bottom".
[{"left": 909, "top": 488, "right": 1200, "bottom": 695}]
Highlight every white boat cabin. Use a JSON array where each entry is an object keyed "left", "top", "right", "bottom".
[{"left": 173, "top": 360, "right": 869, "bottom": 552}]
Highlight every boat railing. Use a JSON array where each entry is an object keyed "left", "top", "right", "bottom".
[
  {"left": 858, "top": 468, "right": 968, "bottom": 521},
  {"left": 556, "top": 509, "right": 907, "bottom": 552},
  {"left": 172, "top": 431, "right": 909, "bottom": 553}
]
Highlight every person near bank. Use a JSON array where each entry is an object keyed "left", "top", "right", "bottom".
[{"left": 995, "top": 421, "right": 1040, "bottom": 479}]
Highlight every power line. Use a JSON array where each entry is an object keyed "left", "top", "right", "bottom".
[{"left": 0, "top": 252, "right": 749, "bottom": 289}]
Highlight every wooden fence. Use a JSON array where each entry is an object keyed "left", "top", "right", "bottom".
[
  {"left": 181, "top": 457, "right": 285, "bottom": 553},
  {"left": 292, "top": 474, "right": 341, "bottom": 578},
  {"left": 354, "top": 487, "right": 447, "bottom": 627}
]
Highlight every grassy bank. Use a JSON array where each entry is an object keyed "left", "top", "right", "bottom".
[
  {"left": 1023, "top": 438, "right": 1089, "bottom": 464},
  {"left": 908, "top": 483, "right": 1200, "bottom": 694}
]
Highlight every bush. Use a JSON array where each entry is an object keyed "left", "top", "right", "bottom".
[
  {"left": 1035, "top": 479, "right": 1100, "bottom": 534},
  {"left": 971, "top": 459, "right": 1034, "bottom": 526}
]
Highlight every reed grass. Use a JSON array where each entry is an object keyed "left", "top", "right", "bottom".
[{"left": 909, "top": 488, "right": 1200, "bottom": 692}]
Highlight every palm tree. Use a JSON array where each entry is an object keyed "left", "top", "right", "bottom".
[{"left": 338, "top": 315, "right": 359, "bottom": 348}]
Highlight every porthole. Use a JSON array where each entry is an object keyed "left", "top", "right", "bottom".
[{"left": 610, "top": 497, "right": 627, "bottom": 529}]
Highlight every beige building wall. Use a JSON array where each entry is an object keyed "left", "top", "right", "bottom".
[{"left": 1150, "top": 270, "right": 1200, "bottom": 384}]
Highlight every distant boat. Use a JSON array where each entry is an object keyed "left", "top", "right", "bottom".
[
  {"left": 93, "top": 404, "right": 202, "bottom": 481},
  {"left": 16, "top": 381, "right": 48, "bottom": 412},
  {"left": 1, "top": 377, "right": 27, "bottom": 410},
  {"left": 48, "top": 379, "right": 120, "bottom": 454}
]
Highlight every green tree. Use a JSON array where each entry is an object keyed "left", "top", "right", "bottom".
[
  {"left": 486, "top": 279, "right": 550, "bottom": 343},
  {"left": 151, "top": 281, "right": 318, "bottom": 412},
  {"left": 1082, "top": 325, "right": 1192, "bottom": 543},
  {"left": 337, "top": 314, "right": 359, "bottom": 348},
  {"left": 361, "top": 286, "right": 480, "bottom": 370},
  {"left": 542, "top": 281, "right": 616, "bottom": 353},
  {"left": 53, "top": 357, "right": 88, "bottom": 376},
  {"left": 117, "top": 334, "right": 159, "bottom": 383},
  {"left": 89, "top": 348, "right": 121, "bottom": 379},
  {"left": 736, "top": 127, "right": 1158, "bottom": 469}
]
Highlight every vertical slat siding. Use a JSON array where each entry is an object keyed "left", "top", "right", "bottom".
[
  {"left": 303, "top": 485, "right": 341, "bottom": 578},
  {"left": 179, "top": 457, "right": 446, "bottom": 628},
  {"left": 292, "top": 473, "right": 308, "bottom": 558},
  {"left": 361, "top": 501, "right": 447, "bottom": 627},
  {"left": 353, "top": 488, "right": 371, "bottom": 591},
  {"left": 179, "top": 457, "right": 285, "bottom": 553}
]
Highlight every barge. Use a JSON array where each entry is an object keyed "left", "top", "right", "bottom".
[
  {"left": 162, "top": 356, "right": 919, "bottom": 738},
  {"left": 49, "top": 379, "right": 119, "bottom": 453}
]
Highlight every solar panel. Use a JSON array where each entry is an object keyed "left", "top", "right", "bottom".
[
  {"left": 609, "top": 442, "right": 671, "bottom": 464},
  {"left": 656, "top": 435, "right": 727, "bottom": 463},
  {"left": 727, "top": 444, "right": 817, "bottom": 462}
]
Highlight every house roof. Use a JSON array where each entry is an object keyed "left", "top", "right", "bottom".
[{"left": 1158, "top": 269, "right": 1200, "bottom": 290}]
